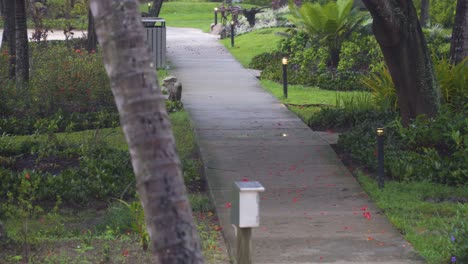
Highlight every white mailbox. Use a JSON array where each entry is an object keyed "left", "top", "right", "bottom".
[{"left": 231, "top": 181, "right": 265, "bottom": 228}]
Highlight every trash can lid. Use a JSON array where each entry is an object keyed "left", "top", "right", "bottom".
[{"left": 142, "top": 17, "right": 166, "bottom": 23}]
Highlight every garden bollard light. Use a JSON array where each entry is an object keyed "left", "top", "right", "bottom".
[
  {"left": 147, "top": 2, "right": 152, "bottom": 14},
  {"left": 231, "top": 181, "right": 265, "bottom": 264},
  {"left": 214, "top": 8, "right": 218, "bottom": 25},
  {"left": 377, "top": 127, "right": 385, "bottom": 189},
  {"left": 231, "top": 21, "right": 235, "bottom": 47},
  {"left": 282, "top": 57, "right": 288, "bottom": 98}
]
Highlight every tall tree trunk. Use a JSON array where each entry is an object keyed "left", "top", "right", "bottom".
[
  {"left": 15, "top": 0, "right": 29, "bottom": 88},
  {"left": 420, "top": 0, "right": 430, "bottom": 27},
  {"left": 89, "top": 1, "right": 205, "bottom": 263},
  {"left": 362, "top": 0, "right": 440, "bottom": 125},
  {"left": 450, "top": 0, "right": 468, "bottom": 64},
  {"left": 86, "top": 8, "right": 97, "bottom": 52},
  {"left": 151, "top": 0, "right": 163, "bottom": 17},
  {"left": 4, "top": 0, "right": 16, "bottom": 79}
]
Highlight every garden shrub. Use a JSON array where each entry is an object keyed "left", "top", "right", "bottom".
[
  {"left": 338, "top": 106, "right": 468, "bottom": 186},
  {"left": 424, "top": 24, "right": 451, "bottom": 58},
  {"left": 29, "top": 44, "right": 114, "bottom": 116},
  {"left": 430, "top": 0, "right": 456, "bottom": 28},
  {"left": 253, "top": 31, "right": 382, "bottom": 91},
  {"left": 0, "top": 137, "right": 135, "bottom": 205}
]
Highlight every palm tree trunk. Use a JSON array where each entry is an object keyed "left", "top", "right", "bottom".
[
  {"left": 450, "top": 0, "right": 467, "bottom": 65},
  {"left": 4, "top": 0, "right": 16, "bottom": 79},
  {"left": 362, "top": 0, "right": 440, "bottom": 125},
  {"left": 15, "top": 0, "right": 29, "bottom": 88},
  {"left": 89, "top": 1, "right": 205, "bottom": 263}
]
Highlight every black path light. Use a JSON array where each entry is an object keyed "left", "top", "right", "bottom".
[
  {"left": 147, "top": 2, "right": 152, "bottom": 14},
  {"left": 214, "top": 7, "right": 218, "bottom": 25},
  {"left": 230, "top": 21, "right": 235, "bottom": 48},
  {"left": 282, "top": 57, "right": 288, "bottom": 98},
  {"left": 376, "top": 127, "right": 385, "bottom": 189}
]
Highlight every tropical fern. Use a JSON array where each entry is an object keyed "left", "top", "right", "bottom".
[
  {"left": 434, "top": 57, "right": 468, "bottom": 109},
  {"left": 360, "top": 64, "right": 398, "bottom": 112}
]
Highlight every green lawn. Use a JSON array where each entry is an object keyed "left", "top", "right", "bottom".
[
  {"left": 220, "top": 28, "right": 287, "bottom": 67},
  {"left": 142, "top": 2, "right": 257, "bottom": 32},
  {"left": 357, "top": 171, "right": 468, "bottom": 264},
  {"left": 260, "top": 79, "right": 371, "bottom": 122}
]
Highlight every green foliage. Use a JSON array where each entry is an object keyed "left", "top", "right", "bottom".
[
  {"left": 251, "top": 31, "right": 381, "bottom": 90},
  {"left": 434, "top": 58, "right": 468, "bottom": 110},
  {"left": 357, "top": 172, "right": 468, "bottom": 264},
  {"left": 289, "top": 0, "right": 367, "bottom": 67},
  {"left": 360, "top": 64, "right": 397, "bottom": 112},
  {"left": 338, "top": 106, "right": 468, "bottom": 185},
  {"left": 1, "top": 173, "right": 63, "bottom": 260},
  {"left": 115, "top": 199, "right": 149, "bottom": 251},
  {"left": 424, "top": 24, "right": 451, "bottom": 58},
  {"left": 221, "top": 28, "right": 287, "bottom": 68},
  {"left": 308, "top": 107, "right": 395, "bottom": 131},
  {"left": 430, "top": 0, "right": 456, "bottom": 28},
  {"left": 0, "top": 136, "right": 135, "bottom": 204},
  {"left": 29, "top": 45, "right": 113, "bottom": 116},
  {"left": 166, "top": 100, "right": 184, "bottom": 113}
]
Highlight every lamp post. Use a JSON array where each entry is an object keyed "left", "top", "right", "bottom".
[
  {"left": 230, "top": 21, "right": 235, "bottom": 47},
  {"left": 376, "top": 127, "right": 384, "bottom": 189},
  {"left": 214, "top": 8, "right": 218, "bottom": 25},
  {"left": 282, "top": 57, "right": 288, "bottom": 98},
  {"left": 147, "top": 2, "right": 152, "bottom": 15}
]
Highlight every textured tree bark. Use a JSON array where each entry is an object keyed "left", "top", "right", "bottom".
[
  {"left": 89, "top": 1, "right": 205, "bottom": 263},
  {"left": 420, "top": 0, "right": 430, "bottom": 27},
  {"left": 4, "top": 0, "right": 16, "bottom": 79},
  {"left": 151, "top": 0, "right": 163, "bottom": 17},
  {"left": 15, "top": 0, "right": 29, "bottom": 88},
  {"left": 450, "top": 0, "right": 468, "bottom": 64},
  {"left": 86, "top": 9, "right": 97, "bottom": 52},
  {"left": 362, "top": 0, "right": 440, "bottom": 125}
]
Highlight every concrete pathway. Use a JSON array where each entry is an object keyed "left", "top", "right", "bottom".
[{"left": 168, "top": 27, "right": 423, "bottom": 264}]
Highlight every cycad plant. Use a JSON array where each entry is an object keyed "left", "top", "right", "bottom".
[{"left": 289, "top": 0, "right": 367, "bottom": 68}]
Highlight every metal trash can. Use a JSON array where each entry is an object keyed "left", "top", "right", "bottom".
[{"left": 142, "top": 17, "right": 166, "bottom": 69}]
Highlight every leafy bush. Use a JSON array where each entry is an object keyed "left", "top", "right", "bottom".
[
  {"left": 309, "top": 107, "right": 396, "bottom": 131},
  {"left": 338, "top": 106, "right": 468, "bottom": 186},
  {"left": 361, "top": 64, "right": 397, "bottom": 112},
  {"left": 29, "top": 45, "right": 114, "bottom": 116},
  {"left": 253, "top": 30, "right": 381, "bottom": 91},
  {"left": 288, "top": 0, "right": 367, "bottom": 68},
  {"left": 0, "top": 137, "right": 135, "bottom": 204},
  {"left": 434, "top": 58, "right": 468, "bottom": 110},
  {"left": 0, "top": 110, "right": 120, "bottom": 135},
  {"left": 424, "top": 24, "right": 451, "bottom": 58},
  {"left": 430, "top": 0, "right": 456, "bottom": 28}
]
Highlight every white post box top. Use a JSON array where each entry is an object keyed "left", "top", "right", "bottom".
[{"left": 234, "top": 181, "right": 265, "bottom": 192}]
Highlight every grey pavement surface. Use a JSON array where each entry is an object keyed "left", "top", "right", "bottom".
[{"left": 167, "top": 27, "right": 424, "bottom": 264}]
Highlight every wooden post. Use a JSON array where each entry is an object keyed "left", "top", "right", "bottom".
[{"left": 236, "top": 226, "right": 252, "bottom": 264}]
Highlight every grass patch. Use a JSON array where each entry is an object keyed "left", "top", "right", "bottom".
[
  {"left": 357, "top": 170, "right": 468, "bottom": 264},
  {"left": 260, "top": 79, "right": 371, "bottom": 122},
  {"left": 157, "top": 2, "right": 257, "bottom": 32},
  {"left": 220, "top": 28, "right": 286, "bottom": 67},
  {"left": 0, "top": 110, "right": 227, "bottom": 263}
]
